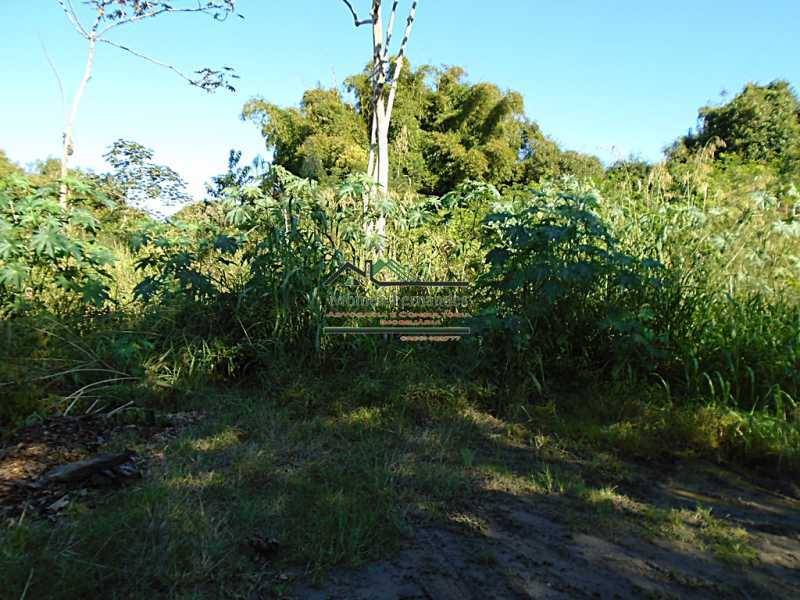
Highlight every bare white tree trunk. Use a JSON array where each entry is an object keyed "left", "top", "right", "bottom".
[
  {"left": 364, "top": 1, "right": 418, "bottom": 239},
  {"left": 366, "top": 113, "right": 378, "bottom": 180},
  {"left": 59, "top": 34, "right": 96, "bottom": 208},
  {"left": 374, "top": 109, "right": 390, "bottom": 234},
  {"left": 370, "top": 0, "right": 386, "bottom": 184},
  {"left": 342, "top": 1, "right": 418, "bottom": 239}
]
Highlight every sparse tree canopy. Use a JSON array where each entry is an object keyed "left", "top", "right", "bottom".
[{"left": 102, "top": 140, "right": 190, "bottom": 211}]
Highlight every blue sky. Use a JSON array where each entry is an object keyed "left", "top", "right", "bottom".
[{"left": 1, "top": 0, "right": 799, "bottom": 208}]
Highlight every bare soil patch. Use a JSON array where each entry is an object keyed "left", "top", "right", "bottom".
[{"left": 293, "top": 460, "right": 800, "bottom": 599}]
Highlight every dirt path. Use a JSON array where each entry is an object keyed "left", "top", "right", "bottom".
[
  {"left": 292, "top": 461, "right": 800, "bottom": 599},
  {"left": 3, "top": 412, "right": 797, "bottom": 599}
]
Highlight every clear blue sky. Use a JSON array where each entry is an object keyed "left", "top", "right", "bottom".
[{"left": 1, "top": 1, "right": 799, "bottom": 207}]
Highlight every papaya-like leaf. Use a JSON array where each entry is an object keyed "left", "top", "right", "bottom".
[
  {"left": 0, "top": 264, "right": 29, "bottom": 289},
  {"left": 69, "top": 209, "right": 100, "bottom": 233}
]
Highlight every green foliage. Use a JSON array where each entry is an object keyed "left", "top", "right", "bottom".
[
  {"left": 130, "top": 164, "right": 350, "bottom": 359},
  {"left": 102, "top": 139, "right": 191, "bottom": 211},
  {"left": 132, "top": 227, "right": 222, "bottom": 303},
  {"left": 0, "top": 150, "right": 21, "bottom": 178},
  {"left": 242, "top": 88, "right": 368, "bottom": 183},
  {"left": 0, "top": 173, "right": 116, "bottom": 314},
  {"left": 5, "top": 47, "right": 800, "bottom": 600},
  {"left": 2, "top": 72, "right": 800, "bottom": 480},
  {"left": 679, "top": 80, "right": 800, "bottom": 163},
  {"left": 598, "top": 145, "right": 800, "bottom": 411},
  {"left": 244, "top": 64, "right": 604, "bottom": 195},
  {"left": 204, "top": 149, "right": 268, "bottom": 201},
  {"left": 474, "top": 178, "right": 667, "bottom": 379}
]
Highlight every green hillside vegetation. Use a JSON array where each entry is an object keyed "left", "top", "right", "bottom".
[{"left": 1, "top": 77, "right": 799, "bottom": 598}]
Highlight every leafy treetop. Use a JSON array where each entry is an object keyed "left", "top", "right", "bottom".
[
  {"left": 680, "top": 80, "right": 800, "bottom": 163},
  {"left": 243, "top": 64, "right": 604, "bottom": 196}
]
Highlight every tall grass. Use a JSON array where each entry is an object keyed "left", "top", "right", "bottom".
[{"left": 600, "top": 151, "right": 799, "bottom": 412}]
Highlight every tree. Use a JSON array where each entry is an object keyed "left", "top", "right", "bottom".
[
  {"left": 244, "top": 64, "right": 605, "bottom": 196},
  {"left": 341, "top": 1, "right": 419, "bottom": 193},
  {"left": 340, "top": 1, "right": 420, "bottom": 236},
  {"left": 679, "top": 80, "right": 800, "bottom": 163},
  {"left": 102, "top": 139, "right": 191, "bottom": 214},
  {"left": 242, "top": 89, "right": 369, "bottom": 183},
  {"left": 54, "top": 0, "right": 241, "bottom": 208},
  {"left": 0, "top": 151, "right": 21, "bottom": 179}
]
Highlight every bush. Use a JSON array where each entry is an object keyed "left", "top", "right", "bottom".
[
  {"left": 474, "top": 178, "right": 668, "bottom": 381},
  {"left": 0, "top": 173, "right": 116, "bottom": 316}
]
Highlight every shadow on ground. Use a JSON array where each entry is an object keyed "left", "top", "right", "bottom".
[{"left": 291, "top": 413, "right": 800, "bottom": 600}]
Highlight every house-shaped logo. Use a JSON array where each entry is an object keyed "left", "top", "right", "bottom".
[{"left": 324, "top": 259, "right": 468, "bottom": 288}]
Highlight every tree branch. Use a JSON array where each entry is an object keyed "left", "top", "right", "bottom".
[
  {"left": 39, "top": 37, "right": 67, "bottom": 124},
  {"left": 385, "top": 0, "right": 418, "bottom": 118},
  {"left": 90, "top": 2, "right": 105, "bottom": 34},
  {"left": 56, "top": 0, "right": 88, "bottom": 38},
  {"left": 371, "top": 0, "right": 397, "bottom": 90},
  {"left": 97, "top": 2, "right": 237, "bottom": 38},
  {"left": 340, "top": 0, "right": 373, "bottom": 26},
  {"left": 382, "top": 0, "right": 399, "bottom": 59},
  {"left": 98, "top": 38, "right": 209, "bottom": 90}
]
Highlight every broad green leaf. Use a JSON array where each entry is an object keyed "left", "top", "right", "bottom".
[
  {"left": 86, "top": 245, "right": 116, "bottom": 266},
  {"left": 80, "top": 279, "right": 110, "bottom": 306},
  {"left": 69, "top": 209, "right": 100, "bottom": 233},
  {"left": 133, "top": 276, "right": 160, "bottom": 301},
  {"left": 213, "top": 234, "right": 239, "bottom": 254},
  {"left": 31, "top": 225, "right": 65, "bottom": 258},
  {"left": 0, "top": 263, "right": 29, "bottom": 289},
  {"left": 0, "top": 236, "right": 18, "bottom": 260}
]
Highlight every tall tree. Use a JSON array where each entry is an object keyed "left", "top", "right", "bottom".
[
  {"left": 341, "top": 0, "right": 419, "bottom": 235},
  {"left": 54, "top": 0, "right": 241, "bottom": 207},
  {"left": 242, "top": 88, "right": 369, "bottom": 183},
  {"left": 244, "top": 64, "right": 605, "bottom": 196},
  {"left": 677, "top": 80, "right": 800, "bottom": 163}
]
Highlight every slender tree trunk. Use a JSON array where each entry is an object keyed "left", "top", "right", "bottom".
[
  {"left": 367, "top": 110, "right": 378, "bottom": 181},
  {"left": 374, "top": 103, "right": 390, "bottom": 191},
  {"left": 356, "top": 0, "right": 419, "bottom": 241},
  {"left": 59, "top": 35, "right": 96, "bottom": 208},
  {"left": 366, "top": 103, "right": 390, "bottom": 237},
  {"left": 376, "top": 119, "right": 389, "bottom": 190},
  {"left": 376, "top": 0, "right": 416, "bottom": 193},
  {"left": 365, "top": 112, "right": 378, "bottom": 234},
  {"left": 375, "top": 115, "right": 390, "bottom": 235}
]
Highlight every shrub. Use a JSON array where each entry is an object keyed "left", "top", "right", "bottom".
[
  {"left": 0, "top": 173, "right": 116, "bottom": 315},
  {"left": 474, "top": 178, "right": 668, "bottom": 381}
]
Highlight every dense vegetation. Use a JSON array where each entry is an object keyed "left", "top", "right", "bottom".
[
  {"left": 242, "top": 64, "right": 604, "bottom": 195},
  {"left": 2, "top": 76, "right": 799, "bottom": 597},
  {"left": 3, "top": 75, "right": 800, "bottom": 457}
]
